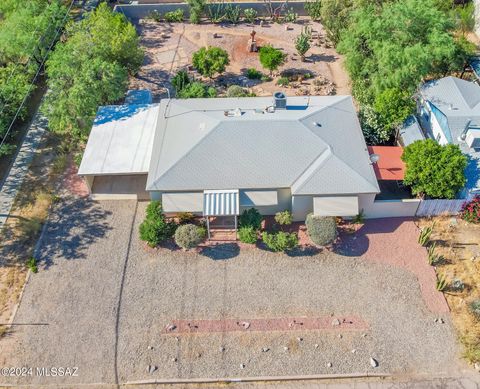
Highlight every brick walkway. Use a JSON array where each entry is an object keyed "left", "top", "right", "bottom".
[{"left": 335, "top": 217, "right": 449, "bottom": 314}]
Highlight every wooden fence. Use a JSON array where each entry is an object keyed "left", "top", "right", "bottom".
[{"left": 415, "top": 199, "right": 465, "bottom": 217}]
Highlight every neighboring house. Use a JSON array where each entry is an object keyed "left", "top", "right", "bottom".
[
  {"left": 418, "top": 76, "right": 480, "bottom": 197},
  {"left": 397, "top": 115, "right": 425, "bottom": 147},
  {"left": 79, "top": 93, "right": 380, "bottom": 221}
]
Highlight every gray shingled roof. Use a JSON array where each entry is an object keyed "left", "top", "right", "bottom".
[{"left": 146, "top": 96, "right": 379, "bottom": 195}]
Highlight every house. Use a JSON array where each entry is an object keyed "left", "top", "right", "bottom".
[
  {"left": 78, "top": 93, "right": 380, "bottom": 222},
  {"left": 397, "top": 115, "right": 425, "bottom": 147},
  {"left": 418, "top": 76, "right": 480, "bottom": 197}
]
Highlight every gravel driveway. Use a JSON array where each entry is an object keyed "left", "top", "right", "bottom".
[{"left": 0, "top": 200, "right": 464, "bottom": 387}]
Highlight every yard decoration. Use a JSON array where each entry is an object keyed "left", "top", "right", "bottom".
[
  {"left": 247, "top": 29, "right": 258, "bottom": 53},
  {"left": 460, "top": 196, "right": 480, "bottom": 224},
  {"left": 174, "top": 224, "right": 206, "bottom": 250},
  {"left": 192, "top": 46, "right": 230, "bottom": 78},
  {"left": 139, "top": 201, "right": 177, "bottom": 247},
  {"left": 258, "top": 45, "right": 286, "bottom": 76},
  {"left": 305, "top": 214, "right": 337, "bottom": 246},
  {"left": 402, "top": 140, "right": 467, "bottom": 199}
]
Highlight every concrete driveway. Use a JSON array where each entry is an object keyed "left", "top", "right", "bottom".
[{"left": 0, "top": 199, "right": 468, "bottom": 387}]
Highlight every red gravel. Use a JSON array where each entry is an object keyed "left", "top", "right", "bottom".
[
  {"left": 63, "top": 161, "right": 89, "bottom": 197},
  {"left": 162, "top": 316, "right": 368, "bottom": 335},
  {"left": 336, "top": 217, "right": 449, "bottom": 314}
]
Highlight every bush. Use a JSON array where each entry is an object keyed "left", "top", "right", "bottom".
[
  {"left": 402, "top": 140, "right": 467, "bottom": 199},
  {"left": 139, "top": 201, "right": 176, "bottom": 247},
  {"left": 172, "top": 70, "right": 190, "bottom": 93},
  {"left": 304, "top": 0, "right": 322, "bottom": 21},
  {"left": 243, "top": 8, "right": 257, "bottom": 24},
  {"left": 274, "top": 210, "right": 293, "bottom": 225},
  {"left": 259, "top": 45, "right": 287, "bottom": 76},
  {"left": 192, "top": 46, "right": 229, "bottom": 78},
  {"left": 295, "top": 31, "right": 310, "bottom": 61},
  {"left": 164, "top": 8, "right": 184, "bottom": 22},
  {"left": 225, "top": 4, "right": 241, "bottom": 24},
  {"left": 283, "top": 8, "right": 298, "bottom": 23},
  {"left": 239, "top": 208, "right": 263, "bottom": 230},
  {"left": 305, "top": 214, "right": 337, "bottom": 246},
  {"left": 276, "top": 76, "right": 289, "bottom": 86},
  {"left": 178, "top": 81, "right": 217, "bottom": 98},
  {"left": 187, "top": 0, "right": 205, "bottom": 23},
  {"left": 177, "top": 212, "right": 195, "bottom": 224},
  {"left": 461, "top": 196, "right": 480, "bottom": 224},
  {"left": 246, "top": 68, "right": 262, "bottom": 79},
  {"left": 226, "top": 85, "right": 248, "bottom": 97},
  {"left": 26, "top": 257, "right": 38, "bottom": 273},
  {"left": 174, "top": 224, "right": 206, "bottom": 249},
  {"left": 148, "top": 10, "right": 162, "bottom": 22},
  {"left": 238, "top": 226, "right": 258, "bottom": 244},
  {"left": 469, "top": 299, "right": 480, "bottom": 320},
  {"left": 262, "top": 231, "right": 298, "bottom": 252}
]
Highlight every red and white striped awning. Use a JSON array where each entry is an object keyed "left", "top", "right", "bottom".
[{"left": 203, "top": 189, "right": 239, "bottom": 216}]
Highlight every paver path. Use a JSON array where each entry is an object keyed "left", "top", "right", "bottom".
[{"left": 335, "top": 218, "right": 449, "bottom": 314}]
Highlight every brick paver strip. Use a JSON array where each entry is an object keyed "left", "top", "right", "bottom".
[{"left": 162, "top": 316, "right": 368, "bottom": 334}]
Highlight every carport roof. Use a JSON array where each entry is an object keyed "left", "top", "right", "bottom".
[{"left": 78, "top": 104, "right": 159, "bottom": 176}]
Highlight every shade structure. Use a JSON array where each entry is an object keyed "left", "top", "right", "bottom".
[
  {"left": 367, "top": 146, "right": 405, "bottom": 181},
  {"left": 203, "top": 189, "right": 240, "bottom": 216}
]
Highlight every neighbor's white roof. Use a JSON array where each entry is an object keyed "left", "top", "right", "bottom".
[{"left": 78, "top": 104, "right": 159, "bottom": 175}]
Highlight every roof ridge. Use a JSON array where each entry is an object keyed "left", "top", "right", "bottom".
[{"left": 291, "top": 147, "right": 332, "bottom": 193}]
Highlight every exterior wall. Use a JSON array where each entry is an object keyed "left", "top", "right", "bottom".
[
  {"left": 156, "top": 191, "right": 204, "bottom": 213},
  {"left": 291, "top": 195, "right": 313, "bottom": 222},
  {"left": 90, "top": 174, "right": 149, "bottom": 200},
  {"left": 420, "top": 99, "right": 449, "bottom": 145},
  {"left": 115, "top": 2, "right": 307, "bottom": 20},
  {"left": 240, "top": 188, "right": 291, "bottom": 216},
  {"left": 313, "top": 196, "right": 358, "bottom": 217}
]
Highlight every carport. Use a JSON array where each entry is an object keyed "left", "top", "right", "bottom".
[{"left": 78, "top": 103, "right": 159, "bottom": 200}]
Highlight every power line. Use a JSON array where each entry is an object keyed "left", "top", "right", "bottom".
[{"left": 0, "top": 0, "right": 76, "bottom": 151}]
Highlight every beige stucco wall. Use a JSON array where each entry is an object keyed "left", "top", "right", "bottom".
[
  {"left": 240, "top": 188, "right": 291, "bottom": 216},
  {"left": 359, "top": 193, "right": 420, "bottom": 219}
]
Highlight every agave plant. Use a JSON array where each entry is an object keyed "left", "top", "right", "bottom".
[
  {"left": 418, "top": 222, "right": 435, "bottom": 246},
  {"left": 436, "top": 273, "right": 448, "bottom": 292}
]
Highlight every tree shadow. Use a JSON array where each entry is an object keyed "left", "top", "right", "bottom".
[
  {"left": 199, "top": 243, "right": 240, "bottom": 260},
  {"left": 306, "top": 53, "right": 337, "bottom": 63},
  {"left": 36, "top": 197, "right": 112, "bottom": 268}
]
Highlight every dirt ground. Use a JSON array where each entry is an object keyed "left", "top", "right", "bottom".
[
  {"left": 129, "top": 17, "right": 350, "bottom": 101},
  {"left": 418, "top": 216, "right": 480, "bottom": 365}
]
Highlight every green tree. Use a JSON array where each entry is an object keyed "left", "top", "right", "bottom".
[
  {"left": 258, "top": 45, "right": 286, "bottom": 76},
  {"left": 373, "top": 87, "right": 415, "bottom": 132},
  {"left": 43, "top": 3, "right": 143, "bottom": 141},
  {"left": 295, "top": 32, "right": 310, "bottom": 61},
  {"left": 455, "top": 2, "right": 475, "bottom": 36},
  {"left": 192, "top": 46, "right": 229, "bottom": 78},
  {"left": 401, "top": 139, "right": 467, "bottom": 199},
  {"left": 187, "top": 0, "right": 205, "bottom": 23},
  {"left": 304, "top": 0, "right": 322, "bottom": 21},
  {"left": 172, "top": 70, "right": 191, "bottom": 94},
  {"left": 177, "top": 81, "right": 217, "bottom": 98}
]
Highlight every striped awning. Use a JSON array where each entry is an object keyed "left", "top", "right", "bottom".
[{"left": 203, "top": 189, "right": 239, "bottom": 216}]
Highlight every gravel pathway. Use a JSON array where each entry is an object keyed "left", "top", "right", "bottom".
[{"left": 0, "top": 201, "right": 465, "bottom": 387}]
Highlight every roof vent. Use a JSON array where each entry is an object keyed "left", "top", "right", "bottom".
[
  {"left": 224, "top": 108, "right": 242, "bottom": 117},
  {"left": 466, "top": 128, "right": 480, "bottom": 149},
  {"left": 273, "top": 91, "right": 287, "bottom": 109}
]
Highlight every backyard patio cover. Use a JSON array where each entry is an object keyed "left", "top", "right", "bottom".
[
  {"left": 203, "top": 189, "right": 240, "bottom": 216},
  {"left": 367, "top": 146, "right": 405, "bottom": 181}
]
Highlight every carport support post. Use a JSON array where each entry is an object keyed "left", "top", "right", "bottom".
[
  {"left": 234, "top": 214, "right": 237, "bottom": 240},
  {"left": 206, "top": 216, "right": 211, "bottom": 240}
]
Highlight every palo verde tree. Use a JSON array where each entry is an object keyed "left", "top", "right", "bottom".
[
  {"left": 258, "top": 45, "right": 286, "bottom": 76},
  {"left": 43, "top": 3, "right": 143, "bottom": 143},
  {"left": 401, "top": 139, "right": 467, "bottom": 199},
  {"left": 192, "top": 46, "right": 229, "bottom": 78}
]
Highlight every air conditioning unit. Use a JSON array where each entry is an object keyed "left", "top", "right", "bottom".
[{"left": 466, "top": 128, "right": 480, "bottom": 149}]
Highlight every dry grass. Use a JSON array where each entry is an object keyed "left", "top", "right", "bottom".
[{"left": 419, "top": 216, "right": 480, "bottom": 364}]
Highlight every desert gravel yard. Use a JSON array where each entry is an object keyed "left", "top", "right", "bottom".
[{"left": 0, "top": 200, "right": 465, "bottom": 387}]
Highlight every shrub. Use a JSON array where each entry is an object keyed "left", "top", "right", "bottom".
[
  {"left": 187, "top": 0, "right": 205, "bottom": 23},
  {"left": 192, "top": 46, "right": 230, "bottom": 78},
  {"left": 276, "top": 76, "right": 289, "bottom": 86},
  {"left": 178, "top": 81, "right": 217, "bottom": 98},
  {"left": 239, "top": 208, "right": 263, "bottom": 230},
  {"left": 418, "top": 223, "right": 434, "bottom": 246},
  {"left": 207, "top": 2, "right": 226, "bottom": 23},
  {"left": 295, "top": 31, "right": 310, "bottom": 61},
  {"left": 469, "top": 299, "right": 480, "bottom": 320},
  {"left": 304, "top": 0, "right": 322, "bottom": 21},
  {"left": 26, "top": 257, "right": 38, "bottom": 273},
  {"left": 305, "top": 214, "right": 337, "bottom": 246},
  {"left": 283, "top": 8, "right": 298, "bottom": 23},
  {"left": 262, "top": 231, "right": 298, "bottom": 252},
  {"left": 225, "top": 4, "right": 241, "bottom": 24},
  {"left": 177, "top": 212, "right": 195, "bottom": 224},
  {"left": 402, "top": 139, "right": 467, "bottom": 200},
  {"left": 243, "top": 8, "right": 257, "bottom": 24},
  {"left": 352, "top": 209, "right": 364, "bottom": 224},
  {"left": 226, "top": 85, "right": 248, "bottom": 97},
  {"left": 259, "top": 45, "right": 286, "bottom": 76},
  {"left": 164, "top": 8, "right": 184, "bottom": 22},
  {"left": 148, "top": 10, "right": 162, "bottom": 22},
  {"left": 139, "top": 201, "right": 176, "bottom": 247},
  {"left": 274, "top": 210, "right": 293, "bottom": 225},
  {"left": 172, "top": 70, "right": 190, "bottom": 93},
  {"left": 436, "top": 273, "right": 448, "bottom": 291},
  {"left": 461, "top": 196, "right": 480, "bottom": 224},
  {"left": 246, "top": 68, "right": 262, "bottom": 80},
  {"left": 238, "top": 226, "right": 258, "bottom": 244},
  {"left": 174, "top": 224, "right": 206, "bottom": 249}
]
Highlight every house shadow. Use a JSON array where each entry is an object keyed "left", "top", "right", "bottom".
[
  {"left": 333, "top": 217, "right": 410, "bottom": 257},
  {"left": 37, "top": 197, "right": 112, "bottom": 268},
  {"left": 199, "top": 243, "right": 240, "bottom": 260},
  {"left": 93, "top": 104, "right": 151, "bottom": 126}
]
